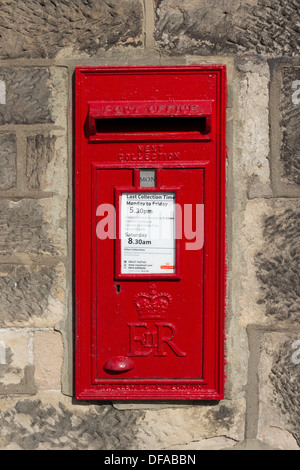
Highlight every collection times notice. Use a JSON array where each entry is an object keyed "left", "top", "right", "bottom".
[{"left": 120, "top": 192, "right": 176, "bottom": 274}]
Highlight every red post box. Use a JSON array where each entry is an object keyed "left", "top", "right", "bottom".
[{"left": 75, "top": 66, "right": 227, "bottom": 400}]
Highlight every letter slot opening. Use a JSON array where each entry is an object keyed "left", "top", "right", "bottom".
[
  {"left": 95, "top": 117, "right": 209, "bottom": 135},
  {"left": 86, "top": 100, "right": 213, "bottom": 141}
]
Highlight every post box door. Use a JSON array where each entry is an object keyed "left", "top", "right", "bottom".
[
  {"left": 75, "top": 65, "right": 226, "bottom": 401},
  {"left": 94, "top": 167, "right": 204, "bottom": 382}
]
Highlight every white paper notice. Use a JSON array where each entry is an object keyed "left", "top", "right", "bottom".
[{"left": 120, "top": 192, "right": 176, "bottom": 274}]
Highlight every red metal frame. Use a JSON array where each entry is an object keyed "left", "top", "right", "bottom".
[{"left": 75, "top": 66, "right": 227, "bottom": 401}]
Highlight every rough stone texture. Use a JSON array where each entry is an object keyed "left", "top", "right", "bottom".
[
  {"left": 0, "top": 198, "right": 66, "bottom": 258},
  {"left": 33, "top": 331, "right": 63, "bottom": 390},
  {"left": 134, "top": 399, "right": 245, "bottom": 449},
  {"left": 255, "top": 202, "right": 300, "bottom": 322},
  {"left": 0, "top": 264, "right": 66, "bottom": 328},
  {"left": 45, "top": 67, "right": 69, "bottom": 130},
  {"left": 26, "top": 134, "right": 56, "bottom": 189},
  {"left": 0, "top": 0, "right": 143, "bottom": 59},
  {"left": 169, "top": 436, "right": 237, "bottom": 450},
  {"left": 0, "top": 133, "right": 16, "bottom": 191},
  {"left": 258, "top": 332, "right": 300, "bottom": 450},
  {"left": 0, "top": 68, "right": 53, "bottom": 125},
  {"left": 280, "top": 67, "right": 300, "bottom": 185},
  {"left": 0, "top": 67, "right": 68, "bottom": 128},
  {"left": 240, "top": 199, "right": 300, "bottom": 326},
  {"left": 0, "top": 392, "right": 144, "bottom": 450},
  {"left": 234, "top": 58, "right": 271, "bottom": 198},
  {"left": 26, "top": 134, "right": 68, "bottom": 195},
  {"left": 155, "top": 0, "right": 300, "bottom": 56},
  {"left": 0, "top": 329, "right": 35, "bottom": 394}
]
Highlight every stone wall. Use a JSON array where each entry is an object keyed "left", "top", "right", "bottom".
[{"left": 0, "top": 0, "right": 299, "bottom": 450}]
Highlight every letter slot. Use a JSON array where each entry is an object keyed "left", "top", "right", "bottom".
[{"left": 86, "top": 100, "right": 212, "bottom": 141}]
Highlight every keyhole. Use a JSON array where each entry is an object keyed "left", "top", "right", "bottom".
[{"left": 116, "top": 284, "right": 121, "bottom": 294}]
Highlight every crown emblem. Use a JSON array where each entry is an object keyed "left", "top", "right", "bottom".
[{"left": 133, "top": 284, "right": 172, "bottom": 321}]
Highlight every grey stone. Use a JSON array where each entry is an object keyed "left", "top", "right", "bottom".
[
  {"left": 0, "top": 198, "right": 66, "bottom": 257},
  {"left": 0, "top": 263, "right": 66, "bottom": 328},
  {"left": 269, "top": 340, "right": 300, "bottom": 446},
  {"left": 0, "top": 393, "right": 144, "bottom": 450},
  {"left": 155, "top": 0, "right": 300, "bottom": 56},
  {"left": 0, "top": 366, "right": 36, "bottom": 397},
  {"left": 26, "top": 134, "right": 56, "bottom": 190},
  {"left": 240, "top": 199, "right": 300, "bottom": 326},
  {"left": 0, "top": 0, "right": 143, "bottom": 59},
  {"left": 0, "top": 68, "right": 53, "bottom": 125},
  {"left": 280, "top": 67, "right": 300, "bottom": 185},
  {"left": 0, "top": 133, "right": 16, "bottom": 191},
  {"left": 248, "top": 182, "right": 273, "bottom": 199},
  {"left": 255, "top": 201, "right": 300, "bottom": 322},
  {"left": 258, "top": 332, "right": 300, "bottom": 449},
  {"left": 25, "top": 133, "right": 68, "bottom": 195}
]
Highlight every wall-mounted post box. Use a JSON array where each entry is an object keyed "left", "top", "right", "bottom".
[{"left": 75, "top": 66, "right": 227, "bottom": 400}]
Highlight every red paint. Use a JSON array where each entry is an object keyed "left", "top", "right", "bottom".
[
  {"left": 75, "top": 66, "right": 227, "bottom": 400},
  {"left": 103, "top": 356, "right": 135, "bottom": 374}
]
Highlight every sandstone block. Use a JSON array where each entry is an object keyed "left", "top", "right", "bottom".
[
  {"left": 0, "top": 263, "right": 66, "bottom": 328},
  {"left": 240, "top": 199, "right": 300, "bottom": 325},
  {"left": 0, "top": 392, "right": 144, "bottom": 450},
  {"left": 0, "top": 0, "right": 143, "bottom": 59},
  {"left": 280, "top": 67, "right": 300, "bottom": 186},
  {"left": 0, "top": 198, "right": 66, "bottom": 258},
  {"left": 0, "top": 133, "right": 16, "bottom": 191},
  {"left": 33, "top": 330, "right": 63, "bottom": 390},
  {"left": 0, "top": 67, "right": 68, "bottom": 127},
  {"left": 135, "top": 399, "right": 245, "bottom": 449},
  {"left": 155, "top": 0, "right": 300, "bottom": 56},
  {"left": 0, "top": 329, "right": 36, "bottom": 395},
  {"left": 0, "top": 68, "right": 52, "bottom": 125},
  {"left": 257, "top": 331, "right": 300, "bottom": 450},
  {"left": 234, "top": 60, "right": 271, "bottom": 197},
  {"left": 26, "top": 133, "right": 68, "bottom": 195},
  {"left": 0, "top": 329, "right": 31, "bottom": 384}
]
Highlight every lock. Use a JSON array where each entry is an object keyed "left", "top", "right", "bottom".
[{"left": 75, "top": 66, "right": 227, "bottom": 400}]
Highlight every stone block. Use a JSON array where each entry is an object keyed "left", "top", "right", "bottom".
[
  {"left": 0, "top": 392, "right": 144, "bottom": 450},
  {"left": 0, "top": 68, "right": 52, "bottom": 125},
  {"left": 134, "top": 399, "right": 245, "bottom": 449},
  {"left": 0, "top": 329, "right": 36, "bottom": 395},
  {"left": 280, "top": 67, "right": 300, "bottom": 186},
  {"left": 233, "top": 59, "right": 272, "bottom": 197},
  {"left": 0, "top": 133, "right": 16, "bottom": 191},
  {"left": 33, "top": 330, "right": 63, "bottom": 390},
  {"left": 257, "top": 331, "right": 300, "bottom": 450},
  {"left": 0, "top": 263, "right": 66, "bottom": 328},
  {"left": 0, "top": 198, "right": 67, "bottom": 258},
  {"left": 0, "top": 67, "right": 68, "bottom": 127},
  {"left": 26, "top": 133, "right": 68, "bottom": 195},
  {"left": 168, "top": 436, "right": 237, "bottom": 450},
  {"left": 0, "top": 0, "right": 143, "bottom": 59},
  {"left": 48, "top": 67, "right": 69, "bottom": 130},
  {"left": 155, "top": 0, "right": 300, "bottom": 56},
  {"left": 240, "top": 199, "right": 300, "bottom": 326}
]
